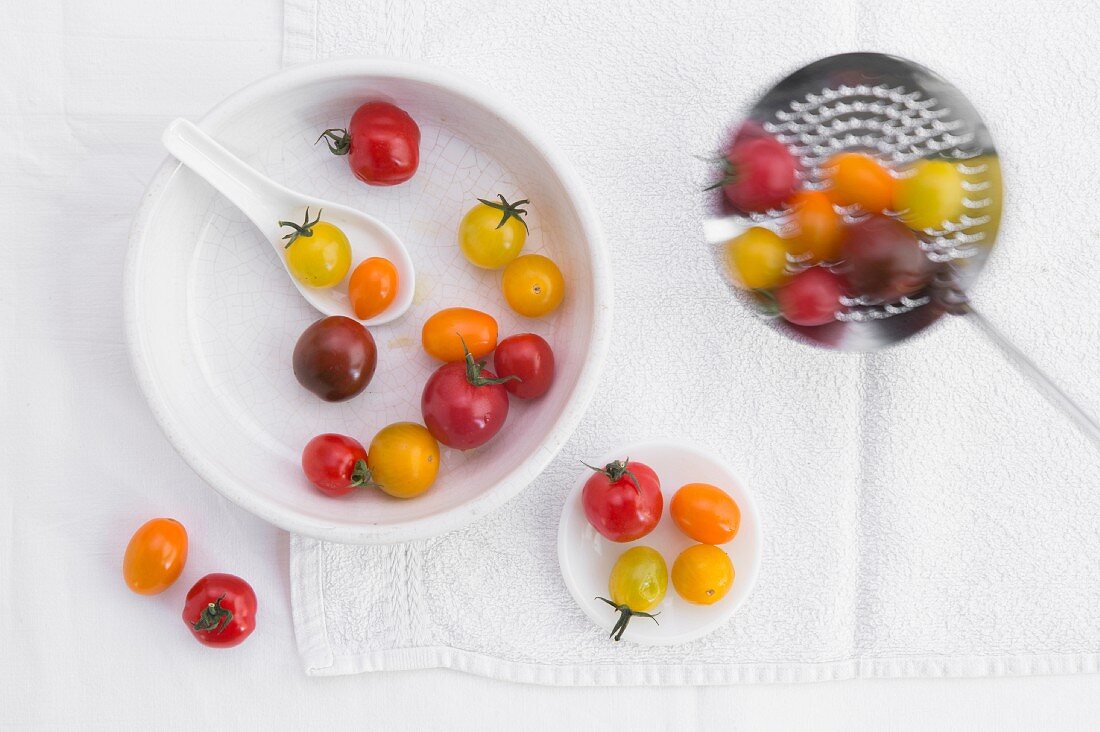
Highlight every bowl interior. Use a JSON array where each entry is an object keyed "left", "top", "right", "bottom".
[{"left": 129, "top": 66, "right": 602, "bottom": 541}]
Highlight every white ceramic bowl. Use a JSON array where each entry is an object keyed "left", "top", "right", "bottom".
[
  {"left": 126, "top": 59, "right": 610, "bottom": 544},
  {"left": 558, "top": 442, "right": 762, "bottom": 645}
]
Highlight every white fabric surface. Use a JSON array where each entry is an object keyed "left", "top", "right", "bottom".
[
  {"left": 6, "top": 0, "right": 1100, "bottom": 727},
  {"left": 287, "top": 0, "right": 1100, "bottom": 683}
]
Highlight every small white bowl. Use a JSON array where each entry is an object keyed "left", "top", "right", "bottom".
[
  {"left": 126, "top": 59, "right": 610, "bottom": 544},
  {"left": 558, "top": 441, "right": 763, "bottom": 645}
]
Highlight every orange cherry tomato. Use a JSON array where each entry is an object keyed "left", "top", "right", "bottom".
[
  {"left": 421, "top": 307, "right": 497, "bottom": 362},
  {"left": 788, "top": 190, "right": 842, "bottom": 263},
  {"left": 123, "top": 518, "right": 188, "bottom": 595},
  {"left": 348, "top": 257, "right": 398, "bottom": 319},
  {"left": 671, "top": 544, "right": 734, "bottom": 605},
  {"left": 670, "top": 482, "right": 741, "bottom": 544},
  {"left": 824, "top": 152, "right": 896, "bottom": 214}
]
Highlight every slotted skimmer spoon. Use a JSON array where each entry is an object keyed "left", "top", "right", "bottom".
[{"left": 705, "top": 52, "right": 1100, "bottom": 448}]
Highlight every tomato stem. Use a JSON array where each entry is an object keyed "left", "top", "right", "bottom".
[
  {"left": 581, "top": 458, "right": 641, "bottom": 493},
  {"left": 316, "top": 128, "right": 351, "bottom": 156},
  {"left": 458, "top": 335, "right": 521, "bottom": 387},
  {"left": 191, "top": 595, "right": 234, "bottom": 635},
  {"left": 596, "top": 597, "right": 659, "bottom": 641},
  {"left": 477, "top": 194, "right": 530, "bottom": 234},
  {"left": 349, "top": 459, "right": 381, "bottom": 490},
  {"left": 279, "top": 208, "right": 322, "bottom": 248},
  {"left": 703, "top": 156, "right": 738, "bottom": 192}
]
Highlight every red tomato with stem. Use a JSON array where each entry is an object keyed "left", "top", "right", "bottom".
[
  {"left": 581, "top": 459, "right": 663, "bottom": 542},
  {"left": 712, "top": 127, "right": 799, "bottom": 213},
  {"left": 493, "top": 333, "right": 555, "bottom": 399},
  {"left": 317, "top": 101, "right": 420, "bottom": 186},
  {"left": 776, "top": 267, "right": 846, "bottom": 327},
  {"left": 421, "top": 342, "right": 515, "bottom": 450},
  {"left": 301, "top": 434, "right": 371, "bottom": 497},
  {"left": 182, "top": 573, "right": 257, "bottom": 648}
]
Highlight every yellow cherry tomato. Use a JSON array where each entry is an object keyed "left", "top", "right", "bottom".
[
  {"left": 421, "top": 307, "right": 498, "bottom": 362},
  {"left": 348, "top": 257, "right": 398, "bottom": 319},
  {"left": 601, "top": 546, "right": 667, "bottom": 641},
  {"left": 726, "top": 227, "right": 789, "bottom": 289},
  {"left": 824, "top": 152, "right": 896, "bottom": 214},
  {"left": 123, "top": 518, "right": 188, "bottom": 595},
  {"left": 281, "top": 209, "right": 351, "bottom": 288},
  {"left": 788, "top": 190, "right": 842, "bottom": 262},
  {"left": 671, "top": 543, "right": 734, "bottom": 605},
  {"left": 501, "top": 254, "right": 565, "bottom": 317},
  {"left": 458, "top": 194, "right": 529, "bottom": 269},
  {"left": 368, "top": 422, "right": 441, "bottom": 499},
  {"left": 896, "top": 159, "right": 965, "bottom": 231}
]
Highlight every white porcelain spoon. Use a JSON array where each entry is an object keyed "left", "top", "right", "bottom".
[{"left": 162, "top": 118, "right": 414, "bottom": 325}]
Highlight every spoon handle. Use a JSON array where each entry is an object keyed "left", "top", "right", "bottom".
[
  {"left": 966, "top": 307, "right": 1100, "bottom": 450},
  {"left": 162, "top": 118, "right": 292, "bottom": 239}
]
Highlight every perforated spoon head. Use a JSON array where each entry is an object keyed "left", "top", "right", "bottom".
[{"left": 706, "top": 53, "right": 1002, "bottom": 351}]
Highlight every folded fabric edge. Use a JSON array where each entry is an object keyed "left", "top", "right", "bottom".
[
  {"left": 282, "top": 0, "right": 318, "bottom": 67},
  {"left": 300, "top": 643, "right": 1100, "bottom": 686},
  {"left": 290, "top": 535, "right": 334, "bottom": 672}
]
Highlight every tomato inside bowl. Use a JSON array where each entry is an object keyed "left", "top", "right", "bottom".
[{"left": 126, "top": 59, "right": 609, "bottom": 543}]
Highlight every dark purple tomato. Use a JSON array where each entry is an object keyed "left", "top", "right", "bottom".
[
  {"left": 841, "top": 215, "right": 937, "bottom": 302},
  {"left": 292, "top": 316, "right": 377, "bottom": 402}
]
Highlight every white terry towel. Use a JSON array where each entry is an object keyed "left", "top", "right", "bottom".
[{"left": 286, "top": 0, "right": 1100, "bottom": 683}]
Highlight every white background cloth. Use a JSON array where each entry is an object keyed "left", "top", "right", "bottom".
[
  {"left": 288, "top": 0, "right": 1100, "bottom": 685},
  {"left": 5, "top": 0, "right": 1100, "bottom": 728}
]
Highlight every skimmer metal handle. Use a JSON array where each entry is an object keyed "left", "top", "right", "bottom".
[{"left": 965, "top": 307, "right": 1100, "bottom": 450}]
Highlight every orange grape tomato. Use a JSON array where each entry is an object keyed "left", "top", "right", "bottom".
[
  {"left": 671, "top": 544, "right": 734, "bottom": 605},
  {"left": 123, "top": 518, "right": 188, "bottom": 595},
  {"left": 421, "top": 307, "right": 498, "bottom": 362},
  {"left": 823, "top": 152, "right": 896, "bottom": 214},
  {"left": 348, "top": 257, "right": 399, "bottom": 320},
  {"left": 669, "top": 482, "right": 741, "bottom": 544},
  {"left": 788, "top": 190, "right": 842, "bottom": 262}
]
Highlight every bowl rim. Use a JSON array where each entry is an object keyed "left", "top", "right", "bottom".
[{"left": 125, "top": 58, "right": 612, "bottom": 544}]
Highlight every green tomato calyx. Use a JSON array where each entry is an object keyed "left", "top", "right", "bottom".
[
  {"left": 349, "top": 459, "right": 381, "bottom": 490},
  {"left": 316, "top": 128, "right": 351, "bottom": 156},
  {"left": 704, "top": 156, "right": 739, "bottom": 192},
  {"left": 192, "top": 595, "right": 234, "bottom": 635},
  {"left": 477, "top": 194, "right": 530, "bottom": 234},
  {"left": 459, "top": 335, "right": 521, "bottom": 388},
  {"left": 279, "top": 208, "right": 323, "bottom": 248},
  {"left": 582, "top": 458, "right": 641, "bottom": 493},
  {"left": 596, "top": 597, "right": 659, "bottom": 642}
]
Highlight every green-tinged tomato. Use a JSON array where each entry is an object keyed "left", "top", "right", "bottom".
[
  {"left": 599, "top": 546, "right": 668, "bottom": 641},
  {"left": 280, "top": 209, "right": 352, "bottom": 288},
  {"left": 896, "top": 159, "right": 965, "bottom": 231},
  {"left": 726, "top": 227, "right": 789, "bottom": 290},
  {"left": 458, "top": 194, "right": 529, "bottom": 269}
]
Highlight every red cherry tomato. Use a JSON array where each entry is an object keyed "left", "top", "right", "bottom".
[
  {"left": 318, "top": 101, "right": 420, "bottom": 186},
  {"left": 715, "top": 127, "right": 799, "bottom": 213},
  {"left": 421, "top": 347, "right": 512, "bottom": 450},
  {"left": 493, "top": 333, "right": 555, "bottom": 399},
  {"left": 301, "top": 433, "right": 371, "bottom": 497},
  {"left": 581, "top": 459, "right": 663, "bottom": 543},
  {"left": 182, "top": 573, "right": 257, "bottom": 648},
  {"left": 776, "top": 267, "right": 845, "bottom": 327}
]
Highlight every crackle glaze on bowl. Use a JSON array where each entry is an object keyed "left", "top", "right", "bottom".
[{"left": 126, "top": 59, "right": 610, "bottom": 543}]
